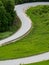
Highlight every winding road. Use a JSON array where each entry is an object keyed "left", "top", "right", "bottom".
[{"left": 0, "top": 2, "right": 49, "bottom": 65}]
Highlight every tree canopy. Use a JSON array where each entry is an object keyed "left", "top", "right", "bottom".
[{"left": 0, "top": 0, "right": 15, "bottom": 32}]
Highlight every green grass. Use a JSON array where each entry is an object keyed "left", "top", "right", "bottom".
[
  {"left": 0, "top": 16, "right": 21, "bottom": 40},
  {"left": 0, "top": 5, "right": 49, "bottom": 60},
  {"left": 24, "top": 60, "right": 49, "bottom": 65},
  {"left": 0, "top": 32, "right": 13, "bottom": 39}
]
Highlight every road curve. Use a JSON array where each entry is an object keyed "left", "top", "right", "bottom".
[
  {"left": 0, "top": 2, "right": 49, "bottom": 65},
  {"left": 0, "top": 3, "right": 32, "bottom": 46}
]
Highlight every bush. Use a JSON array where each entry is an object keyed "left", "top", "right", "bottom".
[
  {"left": 0, "top": 0, "right": 16, "bottom": 32},
  {"left": 0, "top": 1, "right": 8, "bottom": 32}
]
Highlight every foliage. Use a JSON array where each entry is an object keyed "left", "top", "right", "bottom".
[
  {"left": 0, "top": 16, "right": 21, "bottom": 40},
  {"left": 0, "top": 0, "right": 16, "bottom": 32}
]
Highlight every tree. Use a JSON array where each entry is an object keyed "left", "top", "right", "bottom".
[
  {"left": 0, "top": 0, "right": 16, "bottom": 32},
  {"left": 0, "top": 1, "right": 8, "bottom": 32}
]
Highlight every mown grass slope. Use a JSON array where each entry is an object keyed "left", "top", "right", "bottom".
[{"left": 24, "top": 60, "right": 49, "bottom": 65}]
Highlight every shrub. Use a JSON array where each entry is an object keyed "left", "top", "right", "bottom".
[
  {"left": 0, "top": 0, "right": 16, "bottom": 32},
  {"left": 0, "top": 1, "right": 8, "bottom": 32}
]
